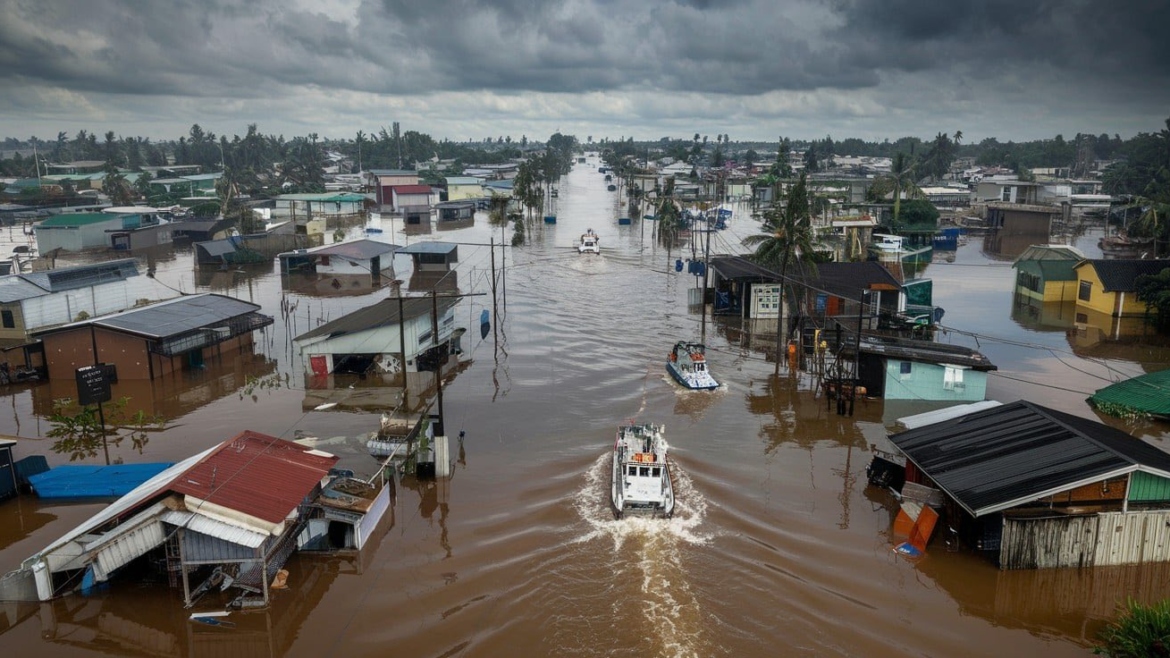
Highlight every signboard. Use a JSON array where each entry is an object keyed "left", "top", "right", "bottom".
[
  {"left": 75, "top": 364, "right": 116, "bottom": 406},
  {"left": 750, "top": 283, "right": 782, "bottom": 319}
]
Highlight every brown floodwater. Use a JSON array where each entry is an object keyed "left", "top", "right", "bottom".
[{"left": 0, "top": 160, "right": 1168, "bottom": 657}]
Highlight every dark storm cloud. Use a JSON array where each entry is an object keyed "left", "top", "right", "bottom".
[
  {"left": 829, "top": 0, "right": 1170, "bottom": 84},
  {"left": 0, "top": 0, "right": 1167, "bottom": 141}
]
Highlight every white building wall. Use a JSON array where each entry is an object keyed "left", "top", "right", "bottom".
[{"left": 21, "top": 277, "right": 176, "bottom": 330}]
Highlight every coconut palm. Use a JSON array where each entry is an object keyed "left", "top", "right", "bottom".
[
  {"left": 867, "top": 152, "right": 923, "bottom": 228},
  {"left": 656, "top": 177, "right": 684, "bottom": 248},
  {"left": 742, "top": 173, "right": 817, "bottom": 373}
]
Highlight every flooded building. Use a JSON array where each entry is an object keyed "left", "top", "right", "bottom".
[
  {"left": 885, "top": 400, "right": 1170, "bottom": 569},
  {"left": 31, "top": 293, "right": 274, "bottom": 381}
]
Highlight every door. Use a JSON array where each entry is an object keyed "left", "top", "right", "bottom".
[{"left": 310, "top": 355, "right": 329, "bottom": 376}]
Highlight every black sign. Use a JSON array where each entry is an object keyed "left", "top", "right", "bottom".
[{"left": 75, "top": 364, "right": 115, "bottom": 406}]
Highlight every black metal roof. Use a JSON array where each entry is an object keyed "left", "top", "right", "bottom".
[
  {"left": 852, "top": 335, "right": 997, "bottom": 370},
  {"left": 1078, "top": 259, "right": 1170, "bottom": 292},
  {"left": 888, "top": 400, "right": 1170, "bottom": 517},
  {"left": 31, "top": 293, "right": 266, "bottom": 340},
  {"left": 797, "top": 261, "right": 902, "bottom": 299},
  {"left": 295, "top": 295, "right": 458, "bottom": 342},
  {"left": 707, "top": 255, "right": 777, "bottom": 281}
]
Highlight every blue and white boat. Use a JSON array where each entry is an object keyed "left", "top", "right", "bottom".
[
  {"left": 611, "top": 422, "right": 674, "bottom": 519},
  {"left": 666, "top": 341, "right": 718, "bottom": 390}
]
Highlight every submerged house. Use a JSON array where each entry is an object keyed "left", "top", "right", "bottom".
[
  {"left": 277, "top": 239, "right": 401, "bottom": 279},
  {"left": 1073, "top": 259, "right": 1170, "bottom": 333},
  {"left": 885, "top": 400, "right": 1170, "bottom": 569},
  {"left": 34, "top": 209, "right": 172, "bottom": 253},
  {"left": 2, "top": 431, "right": 345, "bottom": 607},
  {"left": 848, "top": 335, "right": 997, "bottom": 402},
  {"left": 0, "top": 259, "right": 178, "bottom": 374},
  {"left": 295, "top": 295, "right": 460, "bottom": 381},
  {"left": 31, "top": 293, "right": 274, "bottom": 381},
  {"left": 1011, "top": 244, "right": 1085, "bottom": 304}
]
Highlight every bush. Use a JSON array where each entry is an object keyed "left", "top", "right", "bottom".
[{"left": 1096, "top": 598, "right": 1170, "bottom": 657}]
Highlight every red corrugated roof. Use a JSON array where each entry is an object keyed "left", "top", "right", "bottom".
[
  {"left": 390, "top": 184, "right": 432, "bottom": 195},
  {"left": 171, "top": 431, "right": 337, "bottom": 524}
]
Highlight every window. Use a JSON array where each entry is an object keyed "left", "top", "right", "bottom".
[
  {"left": 628, "top": 466, "right": 637, "bottom": 477},
  {"left": 899, "top": 361, "right": 912, "bottom": 379},
  {"left": 1001, "top": 186, "right": 1012, "bottom": 202},
  {"left": 418, "top": 329, "right": 432, "bottom": 344},
  {"left": 1079, "top": 281, "right": 1092, "bottom": 302},
  {"left": 652, "top": 467, "right": 661, "bottom": 477},
  {"left": 639, "top": 467, "right": 650, "bottom": 477},
  {"left": 943, "top": 366, "right": 965, "bottom": 391},
  {"left": 0, "top": 310, "right": 12, "bottom": 329}
]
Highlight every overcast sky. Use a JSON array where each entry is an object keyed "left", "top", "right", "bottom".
[{"left": 2, "top": 0, "right": 1168, "bottom": 146}]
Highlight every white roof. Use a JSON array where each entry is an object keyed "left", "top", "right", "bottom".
[{"left": 896, "top": 400, "right": 1003, "bottom": 430}]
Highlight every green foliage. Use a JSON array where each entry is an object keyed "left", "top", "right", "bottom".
[
  {"left": 899, "top": 199, "right": 940, "bottom": 228},
  {"left": 1135, "top": 267, "right": 1170, "bottom": 332},
  {"left": 1095, "top": 598, "right": 1170, "bottom": 657},
  {"left": 45, "top": 397, "right": 165, "bottom": 464},
  {"left": 1090, "top": 401, "right": 1151, "bottom": 422},
  {"left": 239, "top": 373, "right": 285, "bottom": 402}
]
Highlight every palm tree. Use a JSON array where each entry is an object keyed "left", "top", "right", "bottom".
[
  {"left": 742, "top": 173, "right": 816, "bottom": 374},
  {"left": 868, "top": 152, "right": 923, "bottom": 228},
  {"left": 656, "top": 177, "right": 683, "bottom": 248}
]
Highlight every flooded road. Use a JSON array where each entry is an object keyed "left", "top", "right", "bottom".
[{"left": 0, "top": 159, "right": 1168, "bottom": 657}]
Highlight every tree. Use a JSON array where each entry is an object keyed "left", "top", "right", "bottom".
[
  {"left": 742, "top": 173, "right": 816, "bottom": 374},
  {"left": 803, "top": 144, "right": 819, "bottom": 173},
  {"left": 101, "top": 164, "right": 134, "bottom": 205},
  {"left": 656, "top": 176, "right": 684, "bottom": 248},
  {"left": 898, "top": 198, "right": 940, "bottom": 228},
  {"left": 46, "top": 397, "right": 166, "bottom": 465},
  {"left": 867, "top": 152, "right": 923, "bottom": 228},
  {"left": 1135, "top": 267, "right": 1170, "bottom": 333}
]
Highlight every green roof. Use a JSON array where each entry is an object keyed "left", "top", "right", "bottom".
[
  {"left": 1089, "top": 369, "right": 1170, "bottom": 418},
  {"left": 39, "top": 212, "right": 120, "bottom": 227}
]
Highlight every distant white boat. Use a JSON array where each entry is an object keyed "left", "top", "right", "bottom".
[{"left": 578, "top": 229, "right": 600, "bottom": 254}]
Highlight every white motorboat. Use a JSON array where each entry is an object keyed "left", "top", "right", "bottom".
[
  {"left": 578, "top": 229, "right": 600, "bottom": 254},
  {"left": 611, "top": 422, "right": 674, "bottom": 518},
  {"left": 666, "top": 341, "right": 719, "bottom": 390}
]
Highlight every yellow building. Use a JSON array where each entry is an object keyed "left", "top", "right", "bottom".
[
  {"left": 1071, "top": 257, "right": 1165, "bottom": 337},
  {"left": 1012, "top": 245, "right": 1084, "bottom": 303},
  {"left": 444, "top": 176, "right": 484, "bottom": 201}
]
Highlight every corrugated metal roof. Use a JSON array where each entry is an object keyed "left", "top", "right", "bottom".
[
  {"left": 0, "top": 277, "right": 50, "bottom": 303},
  {"left": 709, "top": 255, "right": 777, "bottom": 281},
  {"left": 1077, "top": 259, "right": 1170, "bottom": 292},
  {"left": 444, "top": 177, "right": 482, "bottom": 185},
  {"left": 295, "top": 295, "right": 456, "bottom": 342},
  {"left": 799, "top": 261, "right": 903, "bottom": 298},
  {"left": 92, "top": 293, "right": 261, "bottom": 339},
  {"left": 888, "top": 401, "right": 1170, "bottom": 517},
  {"left": 27, "top": 259, "right": 139, "bottom": 293},
  {"left": 1090, "top": 369, "right": 1170, "bottom": 418},
  {"left": 171, "top": 431, "right": 337, "bottom": 525},
  {"left": 397, "top": 242, "right": 458, "bottom": 255},
  {"left": 896, "top": 400, "right": 1003, "bottom": 430},
  {"left": 1012, "top": 244, "right": 1085, "bottom": 265},
  {"left": 390, "top": 185, "right": 432, "bottom": 195},
  {"left": 160, "top": 509, "right": 267, "bottom": 547},
  {"left": 279, "top": 239, "right": 400, "bottom": 261},
  {"left": 38, "top": 212, "right": 120, "bottom": 228},
  {"left": 854, "top": 335, "right": 997, "bottom": 370}
]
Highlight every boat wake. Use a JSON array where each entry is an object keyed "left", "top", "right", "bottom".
[{"left": 571, "top": 453, "right": 714, "bottom": 657}]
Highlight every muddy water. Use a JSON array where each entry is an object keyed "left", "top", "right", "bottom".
[{"left": 0, "top": 160, "right": 1168, "bottom": 657}]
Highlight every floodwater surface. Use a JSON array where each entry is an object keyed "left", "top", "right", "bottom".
[{"left": 0, "top": 160, "right": 1168, "bottom": 657}]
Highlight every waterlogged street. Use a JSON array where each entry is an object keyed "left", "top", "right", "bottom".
[{"left": 0, "top": 158, "right": 1168, "bottom": 657}]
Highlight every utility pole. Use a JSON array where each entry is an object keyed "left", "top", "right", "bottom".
[
  {"left": 490, "top": 237, "right": 499, "bottom": 346},
  {"left": 431, "top": 289, "right": 443, "bottom": 435},
  {"left": 848, "top": 290, "right": 868, "bottom": 417}
]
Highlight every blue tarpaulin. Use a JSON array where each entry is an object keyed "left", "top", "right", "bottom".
[{"left": 28, "top": 463, "right": 174, "bottom": 499}]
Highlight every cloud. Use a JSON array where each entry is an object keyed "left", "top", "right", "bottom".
[{"left": 0, "top": 0, "right": 1166, "bottom": 141}]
